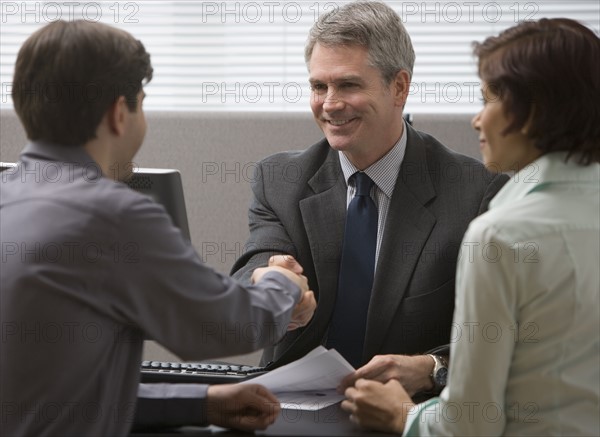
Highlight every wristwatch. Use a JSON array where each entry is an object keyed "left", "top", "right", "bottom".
[{"left": 428, "top": 354, "right": 448, "bottom": 392}]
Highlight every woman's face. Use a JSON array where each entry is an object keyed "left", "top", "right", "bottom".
[{"left": 472, "top": 83, "right": 541, "bottom": 173}]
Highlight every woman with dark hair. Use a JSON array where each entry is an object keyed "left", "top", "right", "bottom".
[{"left": 341, "top": 18, "right": 600, "bottom": 436}]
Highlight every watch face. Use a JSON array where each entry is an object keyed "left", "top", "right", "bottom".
[{"left": 435, "top": 367, "right": 448, "bottom": 387}]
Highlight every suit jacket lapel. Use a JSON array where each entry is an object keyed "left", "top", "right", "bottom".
[
  {"left": 294, "top": 148, "right": 346, "bottom": 350},
  {"left": 364, "top": 125, "right": 438, "bottom": 359}
]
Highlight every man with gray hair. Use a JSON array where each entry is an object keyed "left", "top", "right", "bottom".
[{"left": 232, "top": 1, "right": 507, "bottom": 399}]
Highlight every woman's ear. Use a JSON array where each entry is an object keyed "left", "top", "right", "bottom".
[{"left": 521, "top": 105, "right": 536, "bottom": 135}]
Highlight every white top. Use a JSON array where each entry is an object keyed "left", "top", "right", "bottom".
[{"left": 405, "top": 152, "right": 600, "bottom": 436}]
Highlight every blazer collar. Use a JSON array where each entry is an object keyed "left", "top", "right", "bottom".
[
  {"left": 307, "top": 142, "right": 343, "bottom": 194},
  {"left": 394, "top": 124, "right": 437, "bottom": 205},
  {"left": 364, "top": 124, "right": 438, "bottom": 358}
]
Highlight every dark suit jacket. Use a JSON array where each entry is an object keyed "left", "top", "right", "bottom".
[{"left": 231, "top": 124, "right": 508, "bottom": 368}]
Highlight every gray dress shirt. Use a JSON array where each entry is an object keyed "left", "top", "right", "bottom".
[{"left": 0, "top": 141, "right": 301, "bottom": 436}]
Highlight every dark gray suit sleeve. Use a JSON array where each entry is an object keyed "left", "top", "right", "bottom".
[
  {"left": 133, "top": 384, "right": 209, "bottom": 430},
  {"left": 231, "top": 161, "right": 298, "bottom": 284}
]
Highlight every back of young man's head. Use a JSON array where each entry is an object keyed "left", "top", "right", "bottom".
[{"left": 12, "top": 20, "right": 153, "bottom": 147}]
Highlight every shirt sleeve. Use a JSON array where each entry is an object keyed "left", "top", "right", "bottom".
[
  {"left": 104, "top": 192, "right": 302, "bottom": 360},
  {"left": 133, "top": 383, "right": 209, "bottom": 429},
  {"left": 403, "top": 218, "right": 518, "bottom": 436}
]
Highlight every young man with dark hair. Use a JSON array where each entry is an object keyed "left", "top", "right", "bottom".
[{"left": 1, "top": 19, "right": 315, "bottom": 436}]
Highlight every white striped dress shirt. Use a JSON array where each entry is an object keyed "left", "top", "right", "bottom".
[{"left": 338, "top": 120, "right": 407, "bottom": 267}]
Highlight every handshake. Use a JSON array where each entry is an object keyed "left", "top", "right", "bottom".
[
  {"left": 201, "top": 255, "right": 316, "bottom": 432},
  {"left": 251, "top": 254, "right": 317, "bottom": 331}
]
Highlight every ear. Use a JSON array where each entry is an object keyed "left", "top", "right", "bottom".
[
  {"left": 521, "top": 104, "right": 536, "bottom": 135},
  {"left": 106, "top": 96, "right": 128, "bottom": 137},
  {"left": 391, "top": 70, "right": 411, "bottom": 108}
]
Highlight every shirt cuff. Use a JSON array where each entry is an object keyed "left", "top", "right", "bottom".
[{"left": 259, "top": 270, "right": 302, "bottom": 303}]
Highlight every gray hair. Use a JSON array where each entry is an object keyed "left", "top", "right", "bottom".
[{"left": 305, "top": 1, "right": 415, "bottom": 83}]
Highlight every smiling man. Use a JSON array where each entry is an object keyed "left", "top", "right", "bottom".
[{"left": 232, "top": 0, "right": 507, "bottom": 399}]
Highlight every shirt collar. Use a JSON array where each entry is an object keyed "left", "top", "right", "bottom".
[
  {"left": 22, "top": 141, "right": 98, "bottom": 166},
  {"left": 338, "top": 119, "right": 407, "bottom": 198},
  {"left": 490, "top": 152, "right": 600, "bottom": 210},
  {"left": 20, "top": 140, "right": 103, "bottom": 179}
]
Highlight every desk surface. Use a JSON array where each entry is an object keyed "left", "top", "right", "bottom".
[{"left": 133, "top": 403, "right": 397, "bottom": 436}]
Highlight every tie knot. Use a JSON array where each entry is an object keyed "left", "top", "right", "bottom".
[{"left": 353, "top": 172, "right": 374, "bottom": 197}]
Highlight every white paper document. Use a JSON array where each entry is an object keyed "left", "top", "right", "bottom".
[{"left": 241, "top": 346, "right": 355, "bottom": 410}]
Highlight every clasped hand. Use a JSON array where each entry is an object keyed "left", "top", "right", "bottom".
[
  {"left": 338, "top": 354, "right": 433, "bottom": 434},
  {"left": 251, "top": 254, "right": 316, "bottom": 331}
]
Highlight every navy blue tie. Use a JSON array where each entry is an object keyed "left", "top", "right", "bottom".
[{"left": 327, "top": 172, "right": 377, "bottom": 368}]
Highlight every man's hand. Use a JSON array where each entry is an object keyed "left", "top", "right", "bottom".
[
  {"left": 251, "top": 255, "right": 316, "bottom": 330},
  {"left": 267, "top": 255, "right": 316, "bottom": 330},
  {"left": 286, "top": 289, "right": 316, "bottom": 330},
  {"left": 338, "top": 354, "right": 434, "bottom": 396},
  {"left": 206, "top": 384, "right": 280, "bottom": 431},
  {"left": 251, "top": 254, "right": 307, "bottom": 291},
  {"left": 267, "top": 254, "right": 304, "bottom": 274},
  {"left": 251, "top": 264, "right": 308, "bottom": 291},
  {"left": 341, "top": 378, "right": 415, "bottom": 434}
]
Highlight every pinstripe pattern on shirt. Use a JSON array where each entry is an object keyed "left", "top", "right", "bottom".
[{"left": 338, "top": 120, "right": 407, "bottom": 265}]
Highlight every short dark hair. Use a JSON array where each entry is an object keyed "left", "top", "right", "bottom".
[
  {"left": 12, "top": 20, "right": 153, "bottom": 147},
  {"left": 473, "top": 18, "right": 600, "bottom": 165}
]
